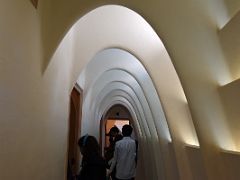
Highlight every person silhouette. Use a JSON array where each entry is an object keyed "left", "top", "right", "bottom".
[
  {"left": 108, "top": 125, "right": 137, "bottom": 180},
  {"left": 77, "top": 135, "right": 106, "bottom": 180},
  {"left": 105, "top": 126, "right": 122, "bottom": 162},
  {"left": 105, "top": 126, "right": 123, "bottom": 180}
]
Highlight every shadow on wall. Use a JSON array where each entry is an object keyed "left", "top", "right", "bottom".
[
  {"left": 223, "top": 0, "right": 240, "bottom": 18},
  {"left": 39, "top": 1, "right": 102, "bottom": 73},
  {"left": 185, "top": 145, "right": 207, "bottom": 180},
  {"left": 30, "top": 0, "right": 38, "bottom": 8}
]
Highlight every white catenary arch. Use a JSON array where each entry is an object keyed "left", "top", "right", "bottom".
[
  {"left": 78, "top": 49, "right": 170, "bottom": 179},
  {"left": 50, "top": 4, "right": 200, "bottom": 180}
]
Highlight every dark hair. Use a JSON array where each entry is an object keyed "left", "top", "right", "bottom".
[
  {"left": 122, "top": 124, "right": 133, "bottom": 136},
  {"left": 107, "top": 126, "right": 119, "bottom": 136},
  {"left": 78, "top": 135, "right": 100, "bottom": 158},
  {"left": 110, "top": 126, "right": 119, "bottom": 133}
]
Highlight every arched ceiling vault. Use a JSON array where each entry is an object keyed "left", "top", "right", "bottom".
[
  {"left": 51, "top": 5, "right": 200, "bottom": 179},
  {"left": 77, "top": 48, "right": 174, "bottom": 180},
  {"left": 52, "top": 5, "right": 199, "bottom": 147},
  {"left": 79, "top": 49, "right": 171, "bottom": 142}
]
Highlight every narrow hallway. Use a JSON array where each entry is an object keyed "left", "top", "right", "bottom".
[{"left": 1, "top": 1, "right": 240, "bottom": 180}]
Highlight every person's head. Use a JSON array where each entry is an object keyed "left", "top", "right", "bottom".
[
  {"left": 122, "top": 124, "right": 133, "bottom": 137},
  {"left": 108, "top": 126, "right": 119, "bottom": 137},
  {"left": 78, "top": 135, "right": 100, "bottom": 157}
]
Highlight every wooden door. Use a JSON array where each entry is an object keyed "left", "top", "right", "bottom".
[{"left": 67, "top": 86, "right": 82, "bottom": 179}]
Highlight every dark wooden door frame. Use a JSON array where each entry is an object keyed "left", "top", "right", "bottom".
[{"left": 66, "top": 85, "right": 82, "bottom": 179}]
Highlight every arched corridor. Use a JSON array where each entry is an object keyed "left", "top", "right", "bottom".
[
  {"left": 60, "top": 5, "right": 199, "bottom": 178},
  {"left": 1, "top": 1, "right": 240, "bottom": 180}
]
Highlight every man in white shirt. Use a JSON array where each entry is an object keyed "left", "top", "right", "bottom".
[{"left": 109, "top": 124, "right": 137, "bottom": 180}]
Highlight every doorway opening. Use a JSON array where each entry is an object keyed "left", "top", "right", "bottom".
[
  {"left": 100, "top": 104, "right": 137, "bottom": 156},
  {"left": 105, "top": 119, "right": 130, "bottom": 148}
]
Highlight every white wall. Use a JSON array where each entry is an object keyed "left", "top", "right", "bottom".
[
  {"left": 0, "top": 1, "right": 71, "bottom": 179},
  {"left": 1, "top": 0, "right": 240, "bottom": 180}
]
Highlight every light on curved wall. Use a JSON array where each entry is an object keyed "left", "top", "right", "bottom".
[{"left": 51, "top": 5, "right": 202, "bottom": 177}]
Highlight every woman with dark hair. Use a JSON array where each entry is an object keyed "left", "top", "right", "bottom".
[
  {"left": 105, "top": 127, "right": 123, "bottom": 180},
  {"left": 77, "top": 135, "right": 107, "bottom": 180}
]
